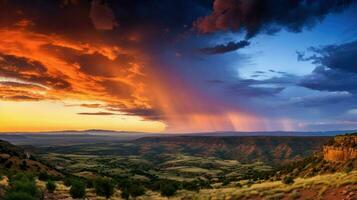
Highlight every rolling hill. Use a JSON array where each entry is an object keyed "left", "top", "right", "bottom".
[{"left": 0, "top": 139, "right": 61, "bottom": 177}]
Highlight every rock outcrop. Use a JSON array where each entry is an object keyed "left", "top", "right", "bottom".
[{"left": 323, "top": 134, "right": 357, "bottom": 162}]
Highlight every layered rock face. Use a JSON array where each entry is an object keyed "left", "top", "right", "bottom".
[{"left": 323, "top": 135, "right": 357, "bottom": 162}]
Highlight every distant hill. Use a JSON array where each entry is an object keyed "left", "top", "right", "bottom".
[
  {"left": 1, "top": 129, "right": 355, "bottom": 147},
  {"left": 36, "top": 136, "right": 331, "bottom": 165},
  {"left": 133, "top": 136, "right": 331, "bottom": 164}
]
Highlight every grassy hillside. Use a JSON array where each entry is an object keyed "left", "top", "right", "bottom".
[{"left": 0, "top": 140, "right": 61, "bottom": 177}]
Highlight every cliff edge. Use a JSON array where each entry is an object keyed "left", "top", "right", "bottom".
[{"left": 323, "top": 134, "right": 357, "bottom": 162}]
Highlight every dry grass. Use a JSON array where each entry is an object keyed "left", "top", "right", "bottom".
[
  {"left": 156, "top": 170, "right": 357, "bottom": 200},
  {"left": 2, "top": 170, "right": 356, "bottom": 199}
]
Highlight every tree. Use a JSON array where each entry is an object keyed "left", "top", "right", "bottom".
[
  {"left": 121, "top": 187, "right": 130, "bottom": 200},
  {"left": 94, "top": 177, "right": 114, "bottom": 199},
  {"left": 63, "top": 177, "right": 72, "bottom": 187},
  {"left": 160, "top": 182, "right": 177, "bottom": 197},
  {"left": 69, "top": 180, "right": 86, "bottom": 199},
  {"left": 46, "top": 180, "right": 56, "bottom": 193},
  {"left": 38, "top": 172, "right": 49, "bottom": 181},
  {"left": 128, "top": 184, "right": 145, "bottom": 198},
  {"left": 222, "top": 179, "right": 231, "bottom": 186},
  {"left": 282, "top": 176, "right": 294, "bottom": 185},
  {"left": 19, "top": 161, "right": 28, "bottom": 171}
]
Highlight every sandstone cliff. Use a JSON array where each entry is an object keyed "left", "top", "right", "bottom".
[{"left": 323, "top": 134, "right": 357, "bottom": 162}]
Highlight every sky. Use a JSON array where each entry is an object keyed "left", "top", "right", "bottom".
[{"left": 0, "top": 0, "right": 357, "bottom": 133}]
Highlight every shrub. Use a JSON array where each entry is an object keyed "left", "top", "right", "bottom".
[
  {"left": 86, "top": 179, "right": 94, "bottom": 188},
  {"left": 282, "top": 176, "right": 294, "bottom": 185},
  {"left": 4, "top": 191, "right": 37, "bottom": 200},
  {"left": 160, "top": 182, "right": 177, "bottom": 197},
  {"left": 38, "top": 172, "right": 49, "bottom": 181},
  {"left": 344, "top": 162, "right": 353, "bottom": 173},
  {"left": 116, "top": 178, "right": 146, "bottom": 198},
  {"left": 182, "top": 181, "right": 200, "bottom": 191},
  {"left": 64, "top": 177, "right": 72, "bottom": 186},
  {"left": 5, "top": 161, "right": 13, "bottom": 168},
  {"left": 11, "top": 178, "right": 38, "bottom": 197},
  {"left": 6, "top": 173, "right": 41, "bottom": 200},
  {"left": 121, "top": 187, "right": 130, "bottom": 200},
  {"left": 69, "top": 180, "right": 86, "bottom": 199},
  {"left": 19, "top": 161, "right": 28, "bottom": 171},
  {"left": 46, "top": 180, "right": 56, "bottom": 193},
  {"left": 129, "top": 184, "right": 145, "bottom": 197},
  {"left": 94, "top": 177, "right": 114, "bottom": 199},
  {"left": 222, "top": 179, "right": 231, "bottom": 186}
]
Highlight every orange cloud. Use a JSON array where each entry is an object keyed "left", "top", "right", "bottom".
[{"left": 0, "top": 27, "right": 155, "bottom": 120}]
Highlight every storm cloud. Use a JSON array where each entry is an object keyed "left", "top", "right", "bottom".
[
  {"left": 200, "top": 40, "right": 250, "bottom": 54},
  {"left": 299, "top": 40, "right": 357, "bottom": 94},
  {"left": 194, "top": 0, "right": 352, "bottom": 38}
]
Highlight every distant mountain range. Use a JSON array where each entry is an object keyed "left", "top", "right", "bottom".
[{"left": 1, "top": 129, "right": 356, "bottom": 136}]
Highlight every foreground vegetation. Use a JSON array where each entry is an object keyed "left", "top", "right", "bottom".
[{"left": 0, "top": 170, "right": 356, "bottom": 199}]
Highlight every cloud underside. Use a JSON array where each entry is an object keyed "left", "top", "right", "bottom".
[
  {"left": 194, "top": 0, "right": 352, "bottom": 38},
  {"left": 0, "top": 28, "right": 159, "bottom": 120},
  {"left": 299, "top": 40, "right": 357, "bottom": 94},
  {"left": 200, "top": 40, "right": 250, "bottom": 54}
]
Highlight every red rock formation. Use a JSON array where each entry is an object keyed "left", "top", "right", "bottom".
[
  {"left": 323, "top": 135, "right": 357, "bottom": 162},
  {"left": 323, "top": 146, "right": 357, "bottom": 162}
]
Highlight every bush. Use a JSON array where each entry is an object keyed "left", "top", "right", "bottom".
[
  {"left": 94, "top": 177, "right": 114, "bottom": 199},
  {"left": 70, "top": 180, "right": 86, "bottom": 199},
  {"left": 4, "top": 191, "right": 37, "bottom": 200},
  {"left": 344, "top": 162, "right": 353, "bottom": 173},
  {"left": 46, "top": 180, "right": 56, "bottom": 193},
  {"left": 11, "top": 177, "right": 38, "bottom": 197},
  {"left": 160, "top": 182, "right": 177, "bottom": 197},
  {"left": 5, "top": 161, "right": 13, "bottom": 168},
  {"left": 6, "top": 173, "right": 41, "bottom": 200},
  {"left": 222, "top": 179, "right": 231, "bottom": 186},
  {"left": 121, "top": 187, "right": 130, "bottom": 200},
  {"left": 116, "top": 178, "right": 146, "bottom": 198},
  {"left": 38, "top": 172, "right": 49, "bottom": 181},
  {"left": 63, "top": 177, "right": 72, "bottom": 186},
  {"left": 129, "top": 184, "right": 145, "bottom": 197},
  {"left": 282, "top": 176, "right": 294, "bottom": 185},
  {"left": 86, "top": 179, "right": 94, "bottom": 188},
  {"left": 19, "top": 161, "right": 28, "bottom": 171},
  {"left": 182, "top": 181, "right": 200, "bottom": 191}
]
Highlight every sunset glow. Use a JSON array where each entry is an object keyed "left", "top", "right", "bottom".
[{"left": 0, "top": 0, "right": 356, "bottom": 133}]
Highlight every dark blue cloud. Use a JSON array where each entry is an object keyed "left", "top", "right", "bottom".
[
  {"left": 299, "top": 40, "right": 357, "bottom": 73},
  {"left": 200, "top": 40, "right": 250, "bottom": 55},
  {"left": 228, "top": 81, "right": 284, "bottom": 97},
  {"left": 195, "top": 0, "right": 354, "bottom": 39},
  {"left": 299, "top": 40, "right": 357, "bottom": 94},
  {"left": 299, "top": 66, "right": 357, "bottom": 93}
]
